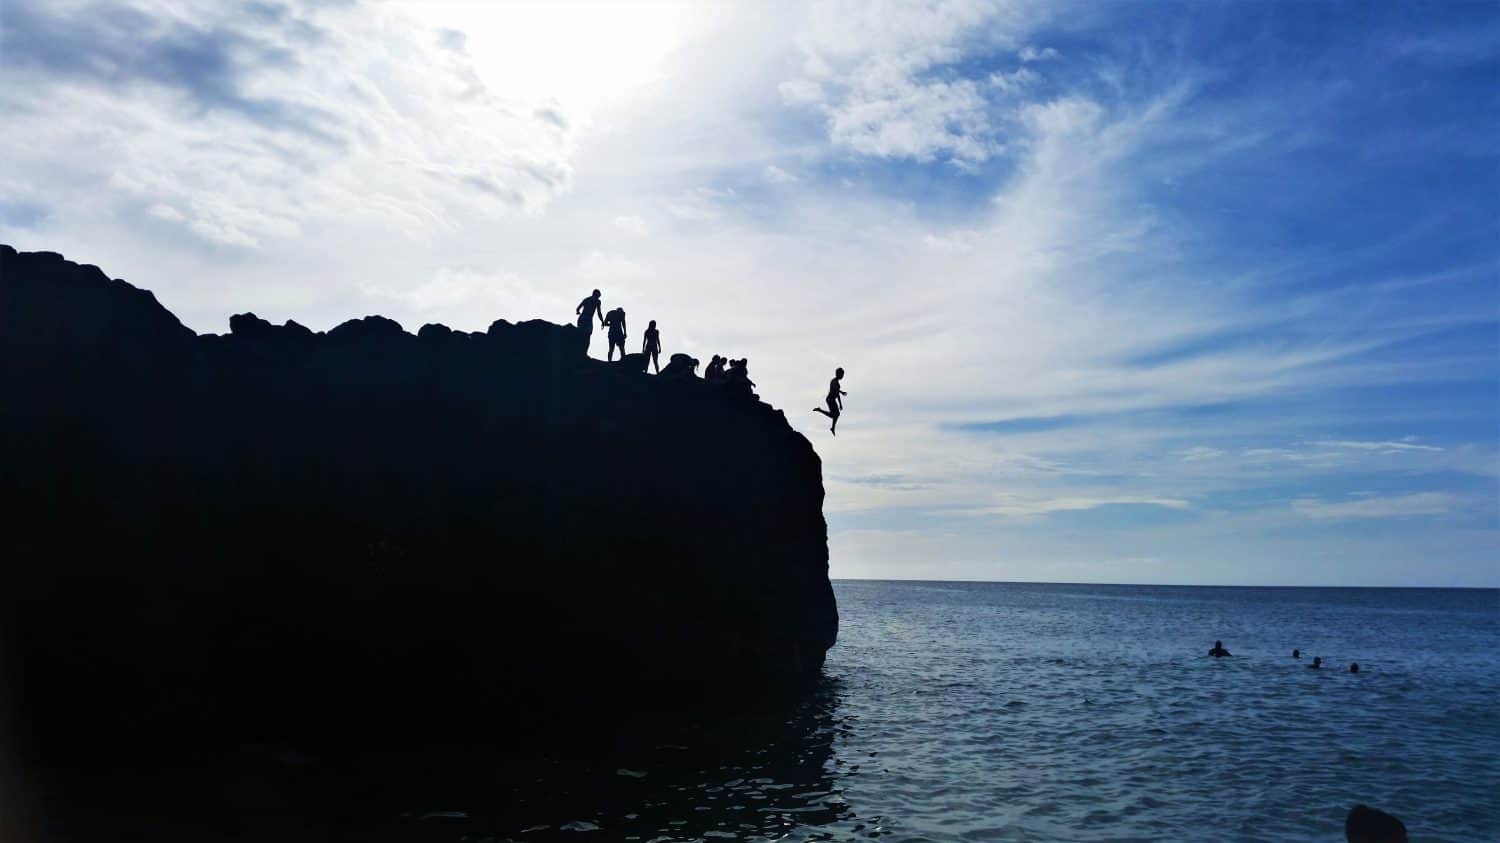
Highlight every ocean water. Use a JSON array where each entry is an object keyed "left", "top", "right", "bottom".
[
  {"left": 455, "top": 581, "right": 1500, "bottom": 842},
  {"left": 51, "top": 581, "right": 1500, "bottom": 842}
]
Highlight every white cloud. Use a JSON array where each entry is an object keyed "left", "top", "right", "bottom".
[
  {"left": 1314, "top": 439, "right": 1443, "bottom": 453},
  {"left": 614, "top": 215, "right": 649, "bottom": 236},
  {"left": 1293, "top": 492, "right": 1456, "bottom": 519},
  {"left": 147, "top": 204, "right": 185, "bottom": 223},
  {"left": 577, "top": 250, "right": 655, "bottom": 284},
  {"left": 778, "top": 78, "right": 826, "bottom": 105},
  {"left": 965, "top": 494, "right": 1191, "bottom": 518},
  {"left": 922, "top": 229, "right": 979, "bottom": 253},
  {"left": 764, "top": 164, "right": 799, "bottom": 184},
  {"left": 989, "top": 66, "right": 1040, "bottom": 94},
  {"left": 1019, "top": 45, "right": 1059, "bottom": 62},
  {"left": 781, "top": 0, "right": 1036, "bottom": 164},
  {"left": 0, "top": 0, "right": 580, "bottom": 251}
]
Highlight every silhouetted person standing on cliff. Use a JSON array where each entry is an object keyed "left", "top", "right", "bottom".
[
  {"left": 812, "top": 368, "right": 847, "bottom": 435},
  {"left": 604, "top": 307, "right": 627, "bottom": 362},
  {"left": 576, "top": 289, "right": 604, "bottom": 351},
  {"left": 643, "top": 319, "right": 661, "bottom": 373}
]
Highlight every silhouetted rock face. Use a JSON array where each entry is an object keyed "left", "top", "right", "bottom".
[{"left": 0, "top": 245, "right": 837, "bottom": 751}]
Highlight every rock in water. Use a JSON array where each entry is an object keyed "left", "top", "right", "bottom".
[{"left": 0, "top": 244, "right": 838, "bottom": 752}]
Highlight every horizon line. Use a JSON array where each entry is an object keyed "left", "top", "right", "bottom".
[{"left": 829, "top": 577, "right": 1499, "bottom": 590}]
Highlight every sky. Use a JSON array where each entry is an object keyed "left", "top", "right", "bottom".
[{"left": 1, "top": 0, "right": 1496, "bottom": 587}]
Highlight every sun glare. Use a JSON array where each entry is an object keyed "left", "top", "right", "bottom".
[{"left": 397, "top": 1, "right": 696, "bottom": 115}]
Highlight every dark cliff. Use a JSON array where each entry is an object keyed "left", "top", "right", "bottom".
[{"left": 0, "top": 244, "right": 837, "bottom": 752}]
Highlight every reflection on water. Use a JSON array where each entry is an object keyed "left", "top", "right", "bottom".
[
  {"left": 389, "top": 679, "right": 869, "bottom": 842},
  {"left": 39, "top": 678, "right": 873, "bottom": 842}
]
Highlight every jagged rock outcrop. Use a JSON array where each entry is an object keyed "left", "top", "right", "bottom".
[{"left": 0, "top": 245, "right": 837, "bottom": 752}]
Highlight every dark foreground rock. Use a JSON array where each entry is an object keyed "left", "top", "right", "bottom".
[{"left": 0, "top": 245, "right": 837, "bottom": 756}]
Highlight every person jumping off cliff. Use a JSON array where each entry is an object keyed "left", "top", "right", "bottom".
[
  {"left": 576, "top": 289, "right": 604, "bottom": 352},
  {"left": 812, "top": 367, "right": 847, "bottom": 435},
  {"left": 643, "top": 319, "right": 662, "bottom": 373},
  {"left": 604, "top": 307, "right": 628, "bottom": 362}
]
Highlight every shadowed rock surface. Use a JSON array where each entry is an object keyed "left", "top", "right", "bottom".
[{"left": 0, "top": 244, "right": 837, "bottom": 759}]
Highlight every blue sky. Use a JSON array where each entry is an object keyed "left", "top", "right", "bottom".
[{"left": 2, "top": 0, "right": 1496, "bottom": 586}]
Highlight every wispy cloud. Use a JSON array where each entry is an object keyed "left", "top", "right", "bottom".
[
  {"left": 963, "top": 495, "right": 1191, "bottom": 519},
  {"left": 0, "top": 0, "right": 579, "bottom": 251},
  {"left": 1293, "top": 492, "right": 1458, "bottom": 520}
]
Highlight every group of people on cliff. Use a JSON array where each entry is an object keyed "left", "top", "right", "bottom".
[{"left": 575, "top": 288, "right": 849, "bottom": 434}]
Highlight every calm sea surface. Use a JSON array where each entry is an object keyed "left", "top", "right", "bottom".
[
  {"left": 78, "top": 581, "right": 1500, "bottom": 841},
  {"left": 347, "top": 581, "right": 1500, "bottom": 843}
]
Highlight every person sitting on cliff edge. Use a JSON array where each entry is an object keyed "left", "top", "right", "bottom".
[
  {"left": 604, "top": 307, "right": 628, "bottom": 362},
  {"left": 575, "top": 289, "right": 604, "bottom": 351},
  {"left": 704, "top": 354, "right": 726, "bottom": 383},
  {"left": 725, "top": 358, "right": 756, "bottom": 397}
]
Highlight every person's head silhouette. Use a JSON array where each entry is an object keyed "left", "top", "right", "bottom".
[
  {"left": 649, "top": 319, "right": 656, "bottom": 329},
  {"left": 1293, "top": 648, "right": 1300, "bottom": 658},
  {"left": 1215, "top": 640, "right": 1223, "bottom": 648},
  {"left": 592, "top": 289, "right": 600, "bottom": 298},
  {"left": 1349, "top": 662, "right": 1360, "bottom": 674},
  {"left": 836, "top": 367, "right": 844, "bottom": 378}
]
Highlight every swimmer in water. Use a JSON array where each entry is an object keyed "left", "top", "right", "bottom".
[
  {"left": 1349, "top": 662, "right": 1360, "bottom": 674},
  {"left": 1292, "top": 648, "right": 1301, "bottom": 659},
  {"left": 1309, "top": 656, "right": 1323, "bottom": 669},
  {"left": 1208, "top": 640, "right": 1231, "bottom": 657}
]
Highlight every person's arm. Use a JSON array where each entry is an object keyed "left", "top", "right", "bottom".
[
  {"left": 576, "top": 299, "right": 584, "bottom": 316},
  {"left": 621, "top": 316, "right": 627, "bottom": 339},
  {"left": 598, "top": 306, "right": 607, "bottom": 327}
]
